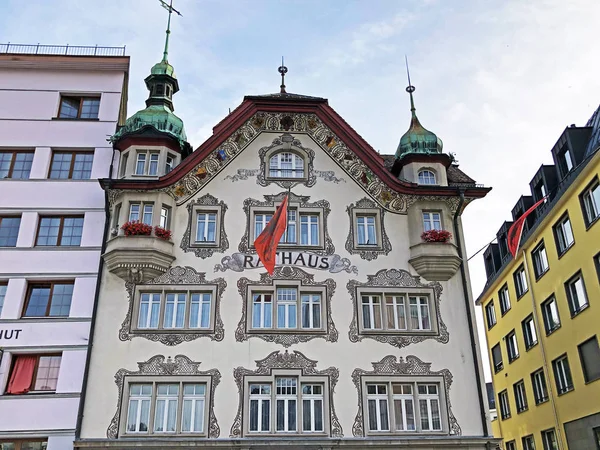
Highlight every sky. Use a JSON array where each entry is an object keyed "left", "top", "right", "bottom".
[{"left": 2, "top": 0, "right": 600, "bottom": 381}]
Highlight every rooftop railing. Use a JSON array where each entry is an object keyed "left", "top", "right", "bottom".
[{"left": 0, "top": 43, "right": 126, "bottom": 57}]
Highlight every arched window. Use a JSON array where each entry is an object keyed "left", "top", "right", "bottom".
[
  {"left": 269, "top": 152, "right": 304, "bottom": 178},
  {"left": 418, "top": 170, "right": 436, "bottom": 185}
]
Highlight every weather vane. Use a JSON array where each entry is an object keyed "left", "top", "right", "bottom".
[
  {"left": 279, "top": 56, "right": 288, "bottom": 94},
  {"left": 159, "top": 0, "right": 182, "bottom": 62}
]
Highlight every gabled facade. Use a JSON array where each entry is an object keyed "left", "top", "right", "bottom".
[
  {"left": 74, "top": 56, "right": 497, "bottom": 448},
  {"left": 477, "top": 106, "right": 600, "bottom": 450},
  {"left": 0, "top": 45, "right": 129, "bottom": 450}
]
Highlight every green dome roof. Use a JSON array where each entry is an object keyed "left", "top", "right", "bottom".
[
  {"left": 150, "top": 60, "right": 176, "bottom": 78},
  {"left": 395, "top": 113, "right": 443, "bottom": 159},
  {"left": 111, "top": 104, "right": 187, "bottom": 147}
]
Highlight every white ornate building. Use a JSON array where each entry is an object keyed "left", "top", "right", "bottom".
[{"left": 74, "top": 49, "right": 499, "bottom": 449}]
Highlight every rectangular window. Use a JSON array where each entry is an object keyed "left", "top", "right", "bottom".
[
  {"left": 522, "top": 435, "right": 536, "bottom": 450},
  {"left": 58, "top": 95, "right": 100, "bottom": 119},
  {"left": 499, "top": 285, "right": 511, "bottom": 315},
  {"left": 0, "top": 440, "right": 47, "bottom": 450},
  {"left": 302, "top": 384, "right": 324, "bottom": 432},
  {"left": 148, "top": 153, "right": 159, "bottom": 176},
  {"left": 506, "top": 330, "right": 519, "bottom": 362},
  {"left": 5, "top": 354, "right": 61, "bottom": 394},
  {"left": 580, "top": 179, "right": 600, "bottom": 226},
  {"left": 134, "top": 151, "right": 160, "bottom": 176},
  {"left": 251, "top": 288, "right": 324, "bottom": 331},
  {"left": 559, "top": 147, "right": 574, "bottom": 174},
  {"left": 253, "top": 207, "right": 322, "bottom": 249},
  {"left": 0, "top": 216, "right": 21, "bottom": 247},
  {"left": 23, "top": 281, "right": 74, "bottom": 317},
  {"left": 552, "top": 355, "right": 574, "bottom": 394},
  {"left": 498, "top": 390, "right": 510, "bottom": 419},
  {"left": 0, "top": 282, "right": 6, "bottom": 317},
  {"left": 356, "top": 215, "right": 377, "bottom": 245},
  {"left": 136, "top": 290, "right": 214, "bottom": 331},
  {"left": 492, "top": 343, "right": 503, "bottom": 373},
  {"left": 299, "top": 214, "right": 319, "bottom": 246},
  {"left": 565, "top": 272, "right": 589, "bottom": 316},
  {"left": 485, "top": 301, "right": 496, "bottom": 329},
  {"left": 125, "top": 381, "right": 209, "bottom": 435},
  {"left": 120, "top": 153, "right": 129, "bottom": 177},
  {"left": 553, "top": 214, "right": 575, "bottom": 255},
  {"left": 277, "top": 288, "right": 298, "bottom": 329},
  {"left": 505, "top": 441, "right": 516, "bottom": 450},
  {"left": 136, "top": 153, "right": 146, "bottom": 175},
  {"left": 513, "top": 380, "right": 528, "bottom": 413},
  {"left": 522, "top": 314, "right": 538, "bottom": 350},
  {"left": 276, "top": 377, "right": 298, "bottom": 432},
  {"left": 541, "top": 296, "right": 561, "bottom": 335},
  {"left": 392, "top": 384, "right": 415, "bottom": 431},
  {"left": 301, "top": 294, "right": 321, "bottom": 329},
  {"left": 0, "top": 150, "right": 34, "bottom": 179},
  {"left": 542, "top": 429, "right": 558, "bottom": 450},
  {"left": 36, "top": 216, "right": 84, "bottom": 246},
  {"left": 49, "top": 152, "right": 93, "bottom": 180},
  {"left": 129, "top": 203, "right": 153, "bottom": 226},
  {"left": 252, "top": 293, "right": 273, "bottom": 329},
  {"left": 578, "top": 336, "right": 600, "bottom": 383},
  {"left": 513, "top": 266, "right": 528, "bottom": 298},
  {"left": 531, "top": 368, "right": 549, "bottom": 405},
  {"left": 422, "top": 212, "right": 441, "bottom": 232},
  {"left": 196, "top": 212, "right": 217, "bottom": 242},
  {"left": 160, "top": 206, "right": 171, "bottom": 229},
  {"left": 165, "top": 154, "right": 175, "bottom": 174},
  {"left": 249, "top": 384, "right": 271, "bottom": 432},
  {"left": 359, "top": 293, "right": 431, "bottom": 332},
  {"left": 532, "top": 242, "right": 549, "bottom": 279}
]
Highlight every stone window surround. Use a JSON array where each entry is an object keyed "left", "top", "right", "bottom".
[
  {"left": 107, "top": 354, "right": 221, "bottom": 439},
  {"left": 417, "top": 168, "right": 438, "bottom": 185},
  {"left": 266, "top": 148, "right": 308, "bottom": 181},
  {"left": 242, "top": 369, "right": 331, "bottom": 437},
  {"left": 257, "top": 133, "right": 316, "bottom": 189},
  {"left": 130, "top": 284, "right": 218, "bottom": 333},
  {"left": 360, "top": 374, "right": 448, "bottom": 435},
  {"left": 350, "top": 355, "right": 461, "bottom": 437},
  {"left": 180, "top": 194, "right": 229, "bottom": 259},
  {"left": 119, "top": 266, "right": 226, "bottom": 346},
  {"left": 235, "top": 267, "right": 338, "bottom": 348},
  {"left": 347, "top": 269, "right": 448, "bottom": 349},
  {"left": 118, "top": 375, "right": 213, "bottom": 438},
  {"left": 230, "top": 350, "right": 343, "bottom": 438},
  {"left": 345, "top": 198, "right": 392, "bottom": 261},
  {"left": 119, "top": 146, "right": 181, "bottom": 179},
  {"left": 355, "top": 286, "right": 439, "bottom": 336},
  {"left": 238, "top": 192, "right": 334, "bottom": 257}
]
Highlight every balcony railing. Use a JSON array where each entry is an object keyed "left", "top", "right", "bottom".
[{"left": 0, "top": 43, "right": 126, "bottom": 57}]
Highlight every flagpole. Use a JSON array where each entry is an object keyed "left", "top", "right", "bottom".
[{"left": 521, "top": 248, "right": 564, "bottom": 449}]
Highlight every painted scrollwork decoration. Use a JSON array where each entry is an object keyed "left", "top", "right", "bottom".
[
  {"left": 256, "top": 133, "right": 316, "bottom": 189},
  {"left": 351, "top": 355, "right": 461, "bottom": 437},
  {"left": 238, "top": 191, "right": 335, "bottom": 256},
  {"left": 235, "top": 266, "right": 338, "bottom": 347},
  {"left": 345, "top": 197, "right": 392, "bottom": 261},
  {"left": 347, "top": 268, "right": 448, "bottom": 348},
  {"left": 180, "top": 193, "right": 229, "bottom": 259},
  {"left": 230, "top": 350, "right": 343, "bottom": 438},
  {"left": 107, "top": 355, "right": 221, "bottom": 439},
  {"left": 119, "top": 266, "right": 226, "bottom": 346}
]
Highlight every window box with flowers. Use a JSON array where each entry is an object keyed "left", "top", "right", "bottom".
[
  {"left": 121, "top": 221, "right": 152, "bottom": 236},
  {"left": 154, "top": 225, "right": 172, "bottom": 241},
  {"left": 410, "top": 229, "right": 461, "bottom": 281}
]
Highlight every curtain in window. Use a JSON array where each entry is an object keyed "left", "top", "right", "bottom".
[{"left": 6, "top": 355, "right": 37, "bottom": 394}]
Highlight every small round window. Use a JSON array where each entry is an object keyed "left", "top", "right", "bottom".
[
  {"left": 418, "top": 170, "right": 436, "bottom": 185},
  {"left": 269, "top": 152, "right": 304, "bottom": 178}
]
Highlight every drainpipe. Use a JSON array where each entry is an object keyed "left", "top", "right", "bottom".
[
  {"left": 74, "top": 180, "right": 112, "bottom": 441},
  {"left": 453, "top": 188, "right": 490, "bottom": 437}
]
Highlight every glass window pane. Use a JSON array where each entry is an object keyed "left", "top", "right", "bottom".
[
  {"left": 0, "top": 217, "right": 21, "bottom": 247},
  {"left": 59, "top": 97, "right": 80, "bottom": 118},
  {"left": 49, "top": 153, "right": 73, "bottom": 179},
  {"left": 80, "top": 98, "right": 100, "bottom": 119}
]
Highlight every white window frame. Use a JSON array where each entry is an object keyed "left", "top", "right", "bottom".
[
  {"left": 134, "top": 286, "right": 216, "bottom": 332},
  {"left": 190, "top": 204, "right": 222, "bottom": 248},
  {"left": 498, "top": 390, "right": 510, "bottom": 419},
  {"left": 422, "top": 211, "right": 442, "bottom": 232},
  {"left": 513, "top": 380, "right": 527, "bottom": 413},
  {"left": 181, "top": 384, "right": 206, "bottom": 433},
  {"left": 251, "top": 205, "right": 323, "bottom": 249},
  {"left": 514, "top": 267, "right": 528, "bottom": 297},
  {"left": 128, "top": 202, "right": 154, "bottom": 225},
  {"left": 506, "top": 330, "right": 519, "bottom": 362},
  {"left": 275, "top": 377, "right": 298, "bottom": 432},
  {"left": 126, "top": 383, "right": 152, "bottom": 433},
  {"left": 356, "top": 214, "right": 377, "bottom": 245},
  {"left": 361, "top": 295, "right": 382, "bottom": 330},
  {"left": 276, "top": 288, "right": 298, "bottom": 329},
  {"left": 485, "top": 301, "right": 497, "bottom": 329},
  {"left": 135, "top": 150, "right": 160, "bottom": 176},
  {"left": 301, "top": 294, "right": 321, "bottom": 329},
  {"left": 153, "top": 384, "right": 179, "bottom": 433},
  {"left": 499, "top": 284, "right": 511, "bottom": 315},
  {"left": 160, "top": 205, "right": 170, "bottom": 229},
  {"left": 165, "top": 154, "right": 175, "bottom": 174},
  {"left": 522, "top": 435, "right": 536, "bottom": 450},
  {"left": 541, "top": 296, "right": 561, "bottom": 334},
  {"left": 268, "top": 151, "right": 305, "bottom": 179},
  {"left": 554, "top": 214, "right": 574, "bottom": 254},
  {"left": 249, "top": 384, "right": 271, "bottom": 433},
  {"left": 522, "top": 315, "right": 537, "bottom": 350},
  {"left": 417, "top": 170, "right": 436, "bottom": 185},
  {"left": 532, "top": 242, "right": 549, "bottom": 278},
  {"left": 363, "top": 378, "right": 447, "bottom": 435},
  {"left": 531, "top": 368, "right": 548, "bottom": 404},
  {"left": 553, "top": 355, "right": 573, "bottom": 394},
  {"left": 301, "top": 384, "right": 324, "bottom": 432},
  {"left": 565, "top": 273, "right": 589, "bottom": 316},
  {"left": 252, "top": 293, "right": 273, "bottom": 329},
  {"left": 542, "top": 429, "right": 558, "bottom": 450},
  {"left": 581, "top": 179, "right": 600, "bottom": 225}
]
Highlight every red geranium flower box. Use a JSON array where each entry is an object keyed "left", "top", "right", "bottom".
[
  {"left": 154, "top": 226, "right": 172, "bottom": 241},
  {"left": 121, "top": 220, "right": 152, "bottom": 236},
  {"left": 421, "top": 229, "right": 452, "bottom": 243}
]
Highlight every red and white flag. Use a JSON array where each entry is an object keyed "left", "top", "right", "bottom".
[
  {"left": 254, "top": 195, "right": 289, "bottom": 275},
  {"left": 507, "top": 197, "right": 546, "bottom": 258}
]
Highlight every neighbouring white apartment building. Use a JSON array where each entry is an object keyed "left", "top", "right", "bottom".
[{"left": 0, "top": 43, "right": 129, "bottom": 450}]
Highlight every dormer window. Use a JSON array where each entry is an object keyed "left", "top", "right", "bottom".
[
  {"left": 558, "top": 146, "right": 574, "bottom": 176},
  {"left": 269, "top": 152, "right": 304, "bottom": 179},
  {"left": 417, "top": 170, "right": 436, "bottom": 185}
]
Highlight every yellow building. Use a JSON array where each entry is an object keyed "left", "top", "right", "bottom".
[{"left": 477, "top": 107, "right": 600, "bottom": 450}]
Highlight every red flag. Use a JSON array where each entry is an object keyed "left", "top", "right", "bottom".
[
  {"left": 255, "top": 195, "right": 289, "bottom": 274},
  {"left": 507, "top": 197, "right": 546, "bottom": 258}
]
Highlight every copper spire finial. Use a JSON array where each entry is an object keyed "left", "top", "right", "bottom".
[
  {"left": 159, "top": 0, "right": 182, "bottom": 63},
  {"left": 405, "top": 55, "right": 416, "bottom": 117},
  {"left": 278, "top": 56, "right": 288, "bottom": 94}
]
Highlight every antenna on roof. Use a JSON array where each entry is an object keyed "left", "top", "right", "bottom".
[{"left": 278, "top": 56, "right": 288, "bottom": 94}]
